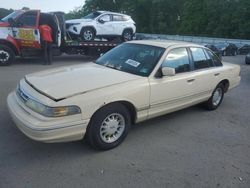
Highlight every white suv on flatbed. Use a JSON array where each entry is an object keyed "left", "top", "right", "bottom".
[{"left": 66, "top": 11, "right": 136, "bottom": 41}]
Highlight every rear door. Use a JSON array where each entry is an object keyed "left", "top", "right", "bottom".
[
  {"left": 111, "top": 14, "right": 126, "bottom": 35},
  {"left": 12, "top": 11, "right": 41, "bottom": 49},
  {"left": 188, "top": 47, "right": 220, "bottom": 99}
]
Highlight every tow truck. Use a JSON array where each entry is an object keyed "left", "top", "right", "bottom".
[{"left": 0, "top": 10, "right": 122, "bottom": 66}]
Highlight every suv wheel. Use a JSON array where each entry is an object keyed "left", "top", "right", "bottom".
[
  {"left": 81, "top": 27, "right": 95, "bottom": 41},
  {"left": 86, "top": 103, "right": 131, "bottom": 150},
  {"left": 0, "top": 44, "right": 14, "bottom": 66},
  {"left": 122, "top": 29, "right": 133, "bottom": 42}
]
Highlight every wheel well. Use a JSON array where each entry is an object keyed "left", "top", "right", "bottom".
[
  {"left": 123, "top": 28, "right": 133, "bottom": 34},
  {"left": 118, "top": 101, "right": 137, "bottom": 124},
  {"left": 90, "top": 101, "right": 137, "bottom": 125},
  {"left": 0, "top": 40, "right": 18, "bottom": 55},
  {"left": 81, "top": 26, "right": 97, "bottom": 35},
  {"left": 219, "top": 79, "right": 229, "bottom": 93}
]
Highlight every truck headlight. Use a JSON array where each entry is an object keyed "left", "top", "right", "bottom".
[{"left": 26, "top": 99, "right": 81, "bottom": 117}]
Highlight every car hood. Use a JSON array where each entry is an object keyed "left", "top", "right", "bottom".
[
  {"left": 66, "top": 19, "right": 93, "bottom": 24},
  {"left": 25, "top": 63, "right": 141, "bottom": 100}
]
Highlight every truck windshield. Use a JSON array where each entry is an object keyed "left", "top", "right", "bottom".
[
  {"left": 82, "top": 12, "right": 102, "bottom": 19},
  {"left": 1, "top": 10, "right": 23, "bottom": 22},
  {"left": 95, "top": 43, "right": 165, "bottom": 77}
]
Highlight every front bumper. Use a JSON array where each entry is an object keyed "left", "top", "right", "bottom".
[{"left": 7, "top": 92, "right": 89, "bottom": 143}]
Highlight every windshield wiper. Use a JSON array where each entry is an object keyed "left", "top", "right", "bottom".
[{"left": 105, "top": 64, "right": 120, "bottom": 71}]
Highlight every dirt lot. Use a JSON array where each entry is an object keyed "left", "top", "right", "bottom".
[{"left": 0, "top": 55, "right": 249, "bottom": 188}]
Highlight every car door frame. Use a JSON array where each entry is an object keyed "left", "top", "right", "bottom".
[
  {"left": 148, "top": 45, "right": 200, "bottom": 119},
  {"left": 186, "top": 46, "right": 223, "bottom": 102},
  {"left": 12, "top": 10, "right": 41, "bottom": 49},
  {"left": 95, "top": 14, "right": 114, "bottom": 36}
]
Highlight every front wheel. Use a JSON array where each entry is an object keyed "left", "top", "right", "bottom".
[
  {"left": 0, "top": 44, "right": 14, "bottom": 66},
  {"left": 86, "top": 103, "right": 131, "bottom": 150},
  {"left": 80, "top": 27, "right": 95, "bottom": 41},
  {"left": 205, "top": 83, "right": 225, "bottom": 110}
]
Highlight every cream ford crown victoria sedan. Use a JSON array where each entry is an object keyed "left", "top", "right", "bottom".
[{"left": 7, "top": 40, "right": 241, "bottom": 150}]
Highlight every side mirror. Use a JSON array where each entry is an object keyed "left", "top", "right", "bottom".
[
  {"left": 98, "top": 19, "right": 105, "bottom": 24},
  {"left": 8, "top": 18, "right": 16, "bottom": 26},
  {"left": 162, "top": 67, "right": 175, "bottom": 76}
]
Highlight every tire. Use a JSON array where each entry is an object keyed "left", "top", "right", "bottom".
[
  {"left": 0, "top": 44, "right": 14, "bottom": 66},
  {"left": 205, "top": 83, "right": 225, "bottom": 110},
  {"left": 122, "top": 29, "right": 133, "bottom": 42},
  {"left": 80, "top": 27, "right": 95, "bottom": 41},
  {"left": 86, "top": 103, "right": 131, "bottom": 150}
]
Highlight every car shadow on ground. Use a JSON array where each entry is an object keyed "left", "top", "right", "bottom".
[{"left": 5, "top": 104, "right": 204, "bottom": 155}]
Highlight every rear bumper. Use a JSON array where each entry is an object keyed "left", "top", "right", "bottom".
[{"left": 7, "top": 92, "right": 89, "bottom": 143}]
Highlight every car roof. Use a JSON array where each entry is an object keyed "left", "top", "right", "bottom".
[
  {"left": 127, "top": 40, "right": 203, "bottom": 49},
  {"left": 97, "top": 10, "right": 129, "bottom": 16}
]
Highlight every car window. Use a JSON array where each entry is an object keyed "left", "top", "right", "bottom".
[
  {"left": 162, "top": 48, "right": 190, "bottom": 74},
  {"left": 191, "top": 47, "right": 212, "bottom": 70},
  {"left": 17, "top": 12, "right": 37, "bottom": 27},
  {"left": 203, "top": 50, "right": 215, "bottom": 67},
  {"left": 122, "top": 15, "right": 130, "bottom": 21},
  {"left": 99, "top": 14, "right": 111, "bottom": 22},
  {"left": 113, "top": 15, "right": 123, "bottom": 21},
  {"left": 206, "top": 50, "right": 223, "bottom": 66},
  {"left": 96, "top": 43, "right": 165, "bottom": 77}
]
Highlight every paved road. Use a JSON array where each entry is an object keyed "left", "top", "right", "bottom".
[{"left": 0, "top": 55, "right": 249, "bottom": 188}]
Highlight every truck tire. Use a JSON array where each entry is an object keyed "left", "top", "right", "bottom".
[
  {"left": 80, "top": 27, "right": 95, "bottom": 41},
  {"left": 0, "top": 44, "right": 14, "bottom": 66}
]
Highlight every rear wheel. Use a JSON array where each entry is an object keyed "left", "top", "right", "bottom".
[
  {"left": 80, "top": 27, "right": 95, "bottom": 41},
  {"left": 122, "top": 29, "right": 133, "bottom": 42},
  {"left": 86, "top": 103, "right": 131, "bottom": 150},
  {"left": 205, "top": 83, "right": 225, "bottom": 110},
  {"left": 0, "top": 44, "right": 14, "bottom": 66}
]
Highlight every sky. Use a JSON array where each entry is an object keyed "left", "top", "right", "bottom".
[{"left": 1, "top": 0, "right": 85, "bottom": 13}]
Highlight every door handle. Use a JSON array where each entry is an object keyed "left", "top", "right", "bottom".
[
  {"left": 214, "top": 73, "right": 220, "bottom": 76},
  {"left": 187, "top": 79, "right": 195, "bottom": 83}
]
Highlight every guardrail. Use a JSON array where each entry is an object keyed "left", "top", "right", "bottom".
[{"left": 135, "top": 33, "right": 250, "bottom": 45}]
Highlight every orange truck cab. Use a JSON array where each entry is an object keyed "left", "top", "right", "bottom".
[{"left": 0, "top": 10, "right": 64, "bottom": 65}]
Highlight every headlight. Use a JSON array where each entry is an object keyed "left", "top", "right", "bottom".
[
  {"left": 26, "top": 98, "right": 81, "bottom": 117},
  {"left": 16, "top": 86, "right": 81, "bottom": 117}
]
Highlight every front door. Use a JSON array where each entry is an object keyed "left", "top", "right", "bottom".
[
  {"left": 149, "top": 47, "right": 196, "bottom": 119},
  {"left": 96, "top": 14, "right": 115, "bottom": 35},
  {"left": 12, "top": 11, "right": 41, "bottom": 49}
]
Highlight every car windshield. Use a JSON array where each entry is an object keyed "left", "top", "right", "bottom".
[
  {"left": 95, "top": 43, "right": 165, "bottom": 77},
  {"left": 82, "top": 12, "right": 102, "bottom": 19},
  {"left": 1, "top": 10, "right": 23, "bottom": 22}
]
